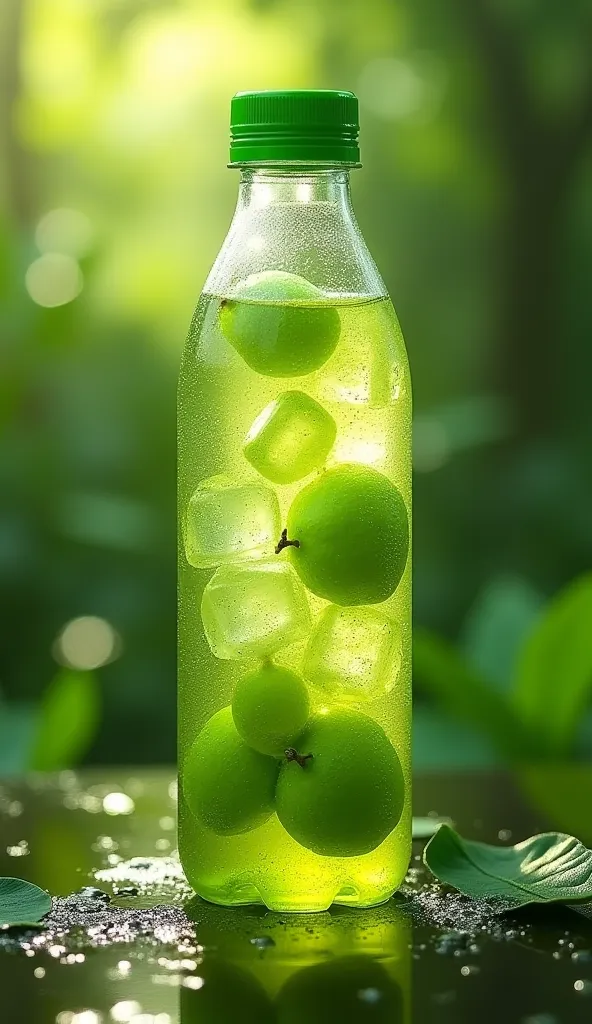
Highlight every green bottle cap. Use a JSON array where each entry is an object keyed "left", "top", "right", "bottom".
[{"left": 229, "top": 90, "right": 360, "bottom": 166}]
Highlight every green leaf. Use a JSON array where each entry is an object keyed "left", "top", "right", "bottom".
[
  {"left": 413, "top": 629, "right": 542, "bottom": 760},
  {"left": 513, "top": 574, "right": 592, "bottom": 756},
  {"left": 27, "top": 669, "right": 101, "bottom": 771},
  {"left": 424, "top": 824, "right": 592, "bottom": 910},
  {"left": 0, "top": 703, "right": 37, "bottom": 774},
  {"left": 461, "top": 574, "right": 542, "bottom": 692},
  {"left": 413, "top": 704, "right": 501, "bottom": 769},
  {"left": 0, "top": 877, "right": 51, "bottom": 927}
]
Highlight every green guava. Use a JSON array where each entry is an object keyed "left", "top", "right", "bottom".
[
  {"left": 184, "top": 706, "right": 278, "bottom": 836},
  {"left": 232, "top": 662, "right": 310, "bottom": 757},
  {"left": 275, "top": 708, "right": 405, "bottom": 857},
  {"left": 282, "top": 463, "right": 409, "bottom": 605},
  {"left": 219, "top": 271, "right": 340, "bottom": 377}
]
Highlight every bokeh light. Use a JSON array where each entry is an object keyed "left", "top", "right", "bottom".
[
  {"left": 358, "top": 54, "right": 446, "bottom": 122},
  {"left": 182, "top": 976, "right": 205, "bottom": 990},
  {"left": 35, "top": 208, "right": 94, "bottom": 258},
  {"left": 25, "top": 253, "right": 83, "bottom": 307},
  {"left": 56, "top": 1012, "right": 102, "bottom": 1024},
  {"left": 110, "top": 1001, "right": 142, "bottom": 1022},
  {"left": 103, "top": 792, "right": 135, "bottom": 816},
  {"left": 54, "top": 616, "right": 121, "bottom": 670}
]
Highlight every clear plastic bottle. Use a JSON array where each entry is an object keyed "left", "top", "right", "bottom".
[{"left": 178, "top": 91, "right": 411, "bottom": 911}]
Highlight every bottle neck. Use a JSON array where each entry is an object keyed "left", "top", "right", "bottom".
[
  {"left": 235, "top": 167, "right": 355, "bottom": 216},
  {"left": 204, "top": 165, "right": 386, "bottom": 300}
]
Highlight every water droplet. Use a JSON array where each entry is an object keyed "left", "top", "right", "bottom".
[
  {"left": 572, "top": 950, "right": 592, "bottom": 963},
  {"left": 103, "top": 793, "right": 134, "bottom": 816},
  {"left": 460, "top": 964, "right": 480, "bottom": 977},
  {"left": 92, "top": 836, "right": 119, "bottom": 853},
  {"left": 110, "top": 1001, "right": 142, "bottom": 1023},
  {"left": 7, "top": 840, "right": 29, "bottom": 857},
  {"left": 574, "top": 979, "right": 592, "bottom": 995},
  {"left": 78, "top": 888, "right": 110, "bottom": 903},
  {"left": 183, "top": 976, "right": 205, "bottom": 990},
  {"left": 498, "top": 828, "right": 513, "bottom": 841}
]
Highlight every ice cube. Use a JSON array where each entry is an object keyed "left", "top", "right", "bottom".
[
  {"left": 302, "top": 605, "right": 401, "bottom": 700},
  {"left": 201, "top": 561, "right": 312, "bottom": 660},
  {"left": 183, "top": 475, "right": 281, "bottom": 569},
  {"left": 244, "top": 390, "right": 336, "bottom": 484}
]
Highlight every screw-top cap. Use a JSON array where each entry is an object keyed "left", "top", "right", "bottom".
[{"left": 229, "top": 90, "right": 360, "bottom": 166}]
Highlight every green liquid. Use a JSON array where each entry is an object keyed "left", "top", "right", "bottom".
[{"left": 178, "top": 293, "right": 411, "bottom": 912}]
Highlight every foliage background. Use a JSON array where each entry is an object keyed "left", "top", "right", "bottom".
[{"left": 1, "top": 0, "right": 592, "bottom": 770}]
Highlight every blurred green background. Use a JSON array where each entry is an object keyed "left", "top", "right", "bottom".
[{"left": 1, "top": 0, "right": 592, "bottom": 773}]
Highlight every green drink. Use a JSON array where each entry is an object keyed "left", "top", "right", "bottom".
[{"left": 178, "top": 91, "right": 412, "bottom": 911}]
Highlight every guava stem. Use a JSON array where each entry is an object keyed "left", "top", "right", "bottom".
[
  {"left": 285, "top": 747, "right": 313, "bottom": 769},
  {"left": 275, "top": 529, "right": 300, "bottom": 555}
]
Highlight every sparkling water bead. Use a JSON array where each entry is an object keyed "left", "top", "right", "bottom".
[
  {"left": 183, "top": 475, "right": 281, "bottom": 569},
  {"left": 184, "top": 707, "right": 278, "bottom": 836},
  {"left": 244, "top": 390, "right": 337, "bottom": 485},
  {"left": 232, "top": 661, "right": 310, "bottom": 757},
  {"left": 201, "top": 561, "right": 312, "bottom": 660},
  {"left": 286, "top": 463, "right": 409, "bottom": 605},
  {"left": 276, "top": 708, "right": 405, "bottom": 857},
  {"left": 218, "top": 270, "right": 341, "bottom": 377},
  {"left": 303, "top": 605, "right": 401, "bottom": 701}
]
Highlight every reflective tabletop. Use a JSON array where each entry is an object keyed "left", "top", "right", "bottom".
[{"left": 1, "top": 768, "right": 592, "bottom": 1023}]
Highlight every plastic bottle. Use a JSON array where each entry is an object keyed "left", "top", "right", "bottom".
[{"left": 178, "top": 90, "right": 411, "bottom": 911}]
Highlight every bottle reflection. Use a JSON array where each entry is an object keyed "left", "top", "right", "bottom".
[
  {"left": 180, "top": 902, "right": 409, "bottom": 1023},
  {"left": 181, "top": 958, "right": 275, "bottom": 1023}
]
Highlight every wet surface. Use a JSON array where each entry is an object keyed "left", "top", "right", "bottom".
[{"left": 1, "top": 768, "right": 592, "bottom": 1022}]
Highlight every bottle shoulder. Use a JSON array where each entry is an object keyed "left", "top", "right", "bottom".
[{"left": 203, "top": 200, "right": 387, "bottom": 301}]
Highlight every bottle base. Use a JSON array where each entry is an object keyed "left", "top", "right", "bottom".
[{"left": 193, "top": 879, "right": 398, "bottom": 914}]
